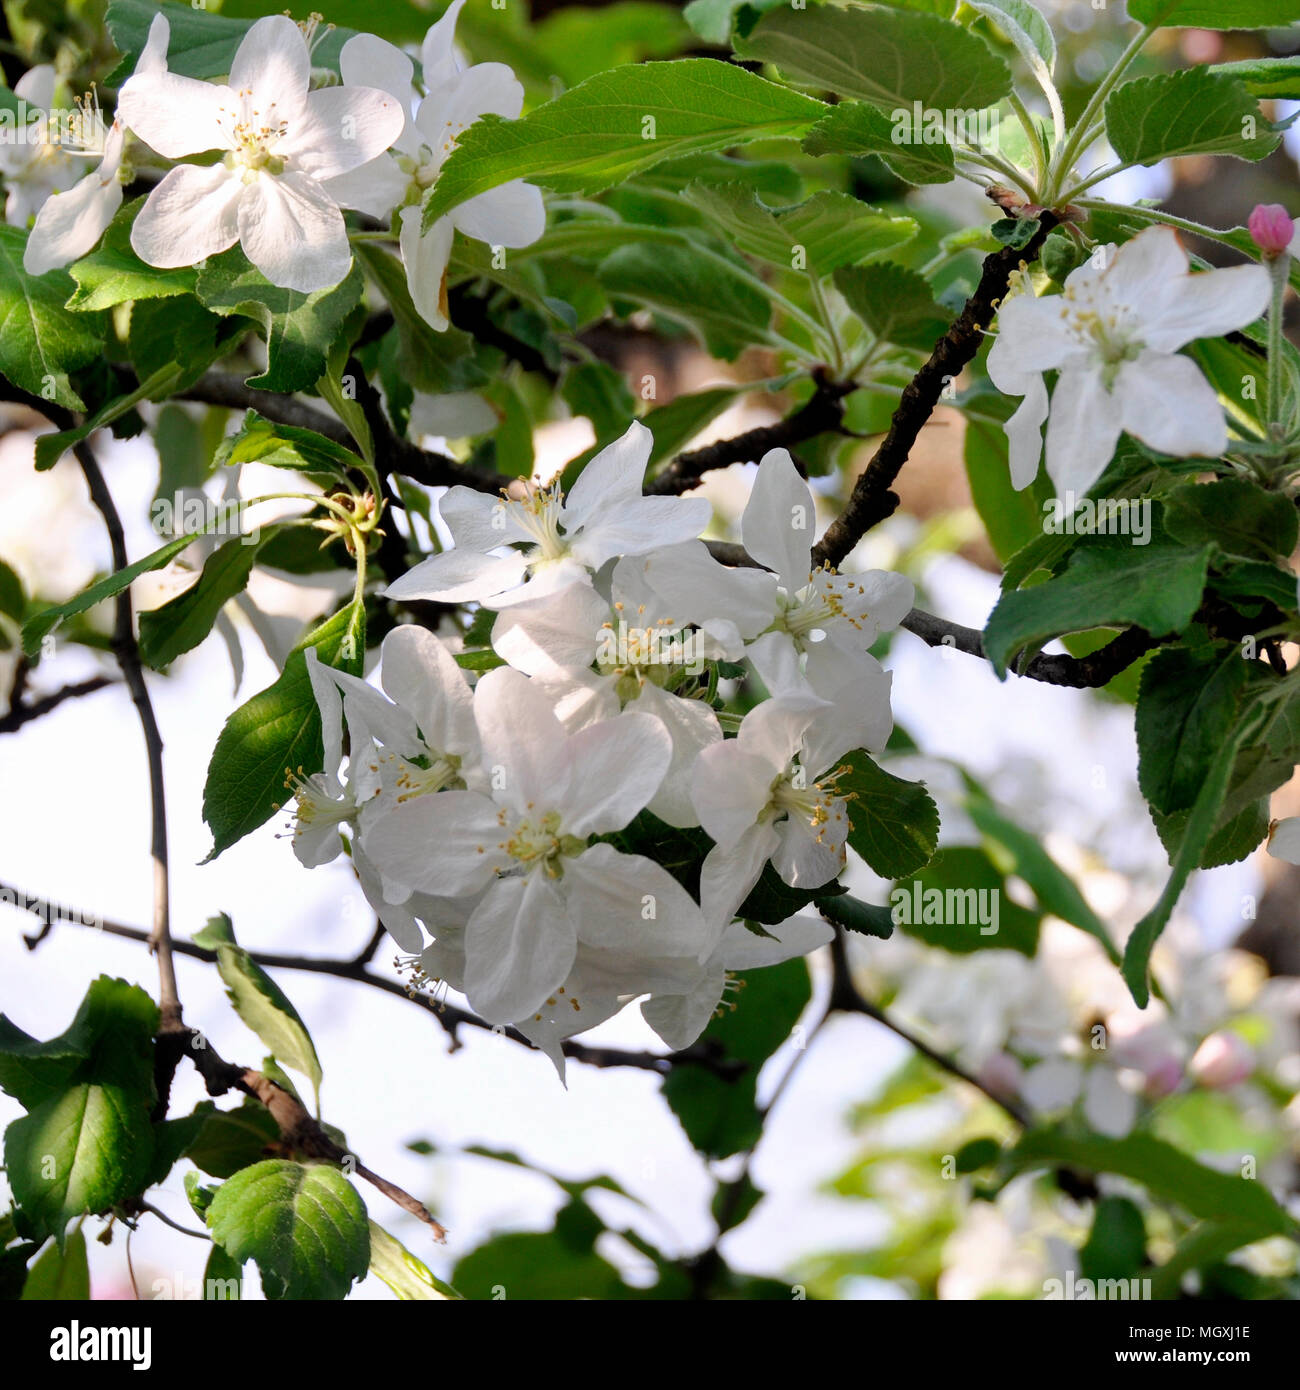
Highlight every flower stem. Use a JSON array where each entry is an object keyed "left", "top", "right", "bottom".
[{"left": 1266, "top": 255, "right": 1290, "bottom": 438}]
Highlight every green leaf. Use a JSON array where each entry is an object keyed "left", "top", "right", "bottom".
[
  {"left": 205, "top": 1159, "right": 370, "bottom": 1301},
  {"left": 3, "top": 978, "right": 159, "bottom": 1242},
  {"left": 1009, "top": 1126, "right": 1294, "bottom": 1237},
  {"left": 891, "top": 846, "right": 1041, "bottom": 956},
  {"left": 966, "top": 792, "right": 1118, "bottom": 961},
  {"left": 1164, "top": 478, "right": 1298, "bottom": 561},
  {"left": 0, "top": 225, "right": 104, "bottom": 410},
  {"left": 452, "top": 1201, "right": 630, "bottom": 1300},
  {"left": 834, "top": 261, "right": 950, "bottom": 351},
  {"left": 1127, "top": 0, "right": 1300, "bottom": 29},
  {"left": 838, "top": 750, "right": 940, "bottom": 879},
  {"left": 803, "top": 102, "right": 956, "bottom": 184},
  {"left": 1080, "top": 1197, "right": 1147, "bottom": 1283},
  {"left": 963, "top": 408, "right": 1057, "bottom": 564},
  {"left": 597, "top": 240, "right": 773, "bottom": 360},
  {"left": 195, "top": 249, "right": 364, "bottom": 394},
  {"left": 193, "top": 914, "right": 323, "bottom": 1111},
  {"left": 422, "top": 59, "right": 827, "bottom": 227},
  {"left": 815, "top": 893, "right": 895, "bottom": 939},
  {"left": 65, "top": 198, "right": 197, "bottom": 310},
  {"left": 1122, "top": 699, "right": 1272, "bottom": 1006},
  {"left": 33, "top": 364, "right": 181, "bottom": 472},
  {"left": 0, "top": 559, "right": 24, "bottom": 623},
  {"left": 21, "top": 1226, "right": 89, "bottom": 1299},
  {"left": 984, "top": 533, "right": 1213, "bottom": 679},
  {"left": 128, "top": 295, "right": 228, "bottom": 391},
  {"left": 968, "top": 0, "right": 1056, "bottom": 73},
  {"left": 185, "top": 1101, "right": 280, "bottom": 1180},
  {"left": 736, "top": 3, "right": 1012, "bottom": 111},
  {"left": 1211, "top": 56, "right": 1300, "bottom": 100},
  {"left": 1104, "top": 69, "right": 1278, "bottom": 167},
  {"left": 202, "top": 1243, "right": 244, "bottom": 1300},
  {"left": 353, "top": 242, "right": 488, "bottom": 394},
  {"left": 1136, "top": 643, "right": 1249, "bottom": 816},
  {"left": 138, "top": 528, "right": 282, "bottom": 671},
  {"left": 212, "top": 410, "right": 363, "bottom": 487},
  {"left": 682, "top": 184, "right": 916, "bottom": 277},
  {"left": 367, "top": 1221, "right": 459, "bottom": 1300},
  {"left": 201, "top": 599, "right": 365, "bottom": 859},
  {"left": 561, "top": 361, "right": 637, "bottom": 438},
  {"left": 20, "top": 530, "right": 208, "bottom": 658}
]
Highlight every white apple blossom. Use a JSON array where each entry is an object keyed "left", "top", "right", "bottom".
[
  {"left": 21, "top": 19, "right": 171, "bottom": 276},
  {"left": 324, "top": 0, "right": 544, "bottom": 329},
  {"left": 117, "top": 14, "right": 406, "bottom": 292},
  {"left": 1266, "top": 815, "right": 1300, "bottom": 865},
  {"left": 692, "top": 693, "right": 851, "bottom": 928},
  {"left": 383, "top": 421, "right": 711, "bottom": 607},
  {"left": 644, "top": 448, "right": 910, "bottom": 757},
  {"left": 0, "top": 66, "right": 82, "bottom": 228},
  {"left": 364, "top": 666, "right": 715, "bottom": 1023},
  {"left": 988, "top": 225, "right": 1272, "bottom": 497}
]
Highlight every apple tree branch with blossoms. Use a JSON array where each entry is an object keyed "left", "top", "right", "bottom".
[{"left": 2, "top": 0, "right": 1300, "bottom": 1308}]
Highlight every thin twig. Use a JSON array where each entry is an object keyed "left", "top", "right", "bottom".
[{"left": 0, "top": 676, "right": 114, "bottom": 733}]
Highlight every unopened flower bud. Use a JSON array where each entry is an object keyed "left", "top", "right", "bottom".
[
  {"left": 1248, "top": 203, "right": 1295, "bottom": 259},
  {"left": 1189, "top": 1032, "right": 1253, "bottom": 1090}
]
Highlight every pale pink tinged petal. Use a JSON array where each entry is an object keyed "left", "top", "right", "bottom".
[
  {"left": 1020, "top": 1057, "right": 1082, "bottom": 1110},
  {"left": 471, "top": 665, "right": 568, "bottom": 811},
  {"left": 442, "top": 484, "right": 529, "bottom": 548},
  {"left": 320, "top": 155, "right": 410, "bottom": 219},
  {"left": 237, "top": 171, "right": 351, "bottom": 292},
  {"left": 692, "top": 743, "right": 778, "bottom": 847},
  {"left": 463, "top": 872, "right": 577, "bottom": 1023},
  {"left": 699, "top": 822, "right": 782, "bottom": 928},
  {"left": 420, "top": 0, "right": 468, "bottom": 89},
  {"left": 745, "top": 630, "right": 805, "bottom": 697},
  {"left": 364, "top": 790, "right": 504, "bottom": 897},
  {"left": 1083, "top": 1067, "right": 1137, "bottom": 1138},
  {"left": 987, "top": 292, "right": 1074, "bottom": 379},
  {"left": 451, "top": 179, "right": 545, "bottom": 248},
  {"left": 562, "top": 420, "right": 654, "bottom": 533},
  {"left": 741, "top": 448, "right": 815, "bottom": 591},
  {"left": 631, "top": 682, "right": 722, "bottom": 830},
  {"left": 384, "top": 548, "right": 527, "bottom": 604},
  {"left": 14, "top": 64, "right": 56, "bottom": 109},
  {"left": 737, "top": 692, "right": 827, "bottom": 771},
  {"left": 555, "top": 711, "right": 671, "bottom": 837},
  {"left": 339, "top": 31, "right": 416, "bottom": 108},
  {"left": 1042, "top": 366, "right": 1124, "bottom": 498},
  {"left": 642, "top": 539, "right": 778, "bottom": 636},
  {"left": 128, "top": 163, "right": 241, "bottom": 269},
  {"left": 1267, "top": 816, "right": 1300, "bottom": 865},
  {"left": 1141, "top": 263, "right": 1273, "bottom": 353},
  {"left": 491, "top": 584, "right": 607, "bottom": 676},
  {"left": 719, "top": 912, "right": 833, "bottom": 970},
  {"left": 286, "top": 86, "right": 407, "bottom": 179},
  {"left": 117, "top": 71, "right": 233, "bottom": 158},
  {"left": 23, "top": 169, "right": 122, "bottom": 274},
  {"left": 772, "top": 809, "right": 845, "bottom": 890},
  {"left": 566, "top": 845, "right": 712, "bottom": 957},
  {"left": 379, "top": 627, "right": 478, "bottom": 760},
  {"left": 1101, "top": 225, "right": 1189, "bottom": 305},
  {"left": 1003, "top": 372, "right": 1050, "bottom": 490},
  {"left": 230, "top": 15, "right": 310, "bottom": 111},
  {"left": 399, "top": 203, "right": 454, "bottom": 331},
  {"left": 1115, "top": 352, "right": 1227, "bottom": 460},
  {"left": 570, "top": 495, "right": 713, "bottom": 570},
  {"left": 641, "top": 970, "right": 725, "bottom": 1051}
]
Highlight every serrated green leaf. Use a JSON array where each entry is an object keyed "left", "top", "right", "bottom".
[
  {"left": 65, "top": 197, "right": 197, "bottom": 310},
  {"left": 367, "top": 1221, "right": 459, "bottom": 1300},
  {"left": 0, "top": 225, "right": 104, "bottom": 410},
  {"left": 422, "top": 59, "right": 826, "bottom": 228},
  {"left": 736, "top": 3, "right": 1011, "bottom": 112},
  {"left": 1127, "top": 0, "right": 1300, "bottom": 29},
  {"left": 20, "top": 1225, "right": 89, "bottom": 1299},
  {"left": 33, "top": 364, "right": 181, "bottom": 472},
  {"left": 201, "top": 599, "right": 365, "bottom": 858},
  {"left": 205, "top": 1159, "right": 369, "bottom": 1301},
  {"left": 1210, "top": 56, "right": 1300, "bottom": 100},
  {"left": 839, "top": 750, "right": 940, "bottom": 879},
  {"left": 185, "top": 1101, "right": 280, "bottom": 1180},
  {"left": 1104, "top": 69, "right": 1278, "bottom": 167},
  {"left": 834, "top": 261, "right": 950, "bottom": 351},
  {"left": 1164, "top": 478, "right": 1298, "bottom": 561},
  {"left": 202, "top": 1242, "right": 244, "bottom": 1300},
  {"left": 195, "top": 249, "right": 363, "bottom": 394},
  {"left": 815, "top": 893, "right": 895, "bottom": 939},
  {"left": 212, "top": 410, "right": 362, "bottom": 487},
  {"left": 803, "top": 101, "right": 956, "bottom": 184},
  {"left": 969, "top": 0, "right": 1056, "bottom": 73}
]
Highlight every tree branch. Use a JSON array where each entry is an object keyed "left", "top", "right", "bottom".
[
  {"left": 0, "top": 675, "right": 115, "bottom": 733},
  {"left": 812, "top": 212, "right": 1059, "bottom": 568}
]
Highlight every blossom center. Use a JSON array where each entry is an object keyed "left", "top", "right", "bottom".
[{"left": 495, "top": 807, "right": 584, "bottom": 878}]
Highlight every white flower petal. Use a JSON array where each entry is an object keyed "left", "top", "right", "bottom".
[
  {"left": 383, "top": 547, "right": 528, "bottom": 604},
  {"left": 718, "top": 912, "right": 833, "bottom": 970},
  {"left": 399, "top": 203, "right": 454, "bottom": 331},
  {"left": 129, "top": 162, "right": 241, "bottom": 269},
  {"left": 556, "top": 711, "right": 671, "bottom": 837},
  {"left": 741, "top": 448, "right": 815, "bottom": 591},
  {"left": 692, "top": 743, "right": 777, "bottom": 847},
  {"left": 699, "top": 822, "right": 782, "bottom": 928},
  {"left": 631, "top": 682, "right": 721, "bottom": 830},
  {"left": 1002, "top": 372, "right": 1050, "bottom": 490},
  {"left": 117, "top": 71, "right": 233, "bottom": 158},
  {"left": 237, "top": 171, "right": 351, "bottom": 292},
  {"left": 562, "top": 420, "right": 654, "bottom": 533},
  {"left": 420, "top": 0, "right": 468, "bottom": 89},
  {"left": 1043, "top": 366, "right": 1124, "bottom": 498},
  {"left": 1267, "top": 816, "right": 1300, "bottom": 865},
  {"left": 379, "top": 626, "right": 478, "bottom": 760},
  {"left": 641, "top": 968, "right": 725, "bottom": 1052},
  {"left": 472, "top": 665, "right": 568, "bottom": 812},
  {"left": 451, "top": 178, "right": 544, "bottom": 248},
  {"left": 569, "top": 496, "right": 712, "bottom": 571},
  {"left": 1083, "top": 1067, "right": 1137, "bottom": 1138},
  {"left": 23, "top": 159, "right": 123, "bottom": 275},
  {"left": 567, "top": 844, "right": 712, "bottom": 958},
  {"left": 230, "top": 15, "right": 310, "bottom": 115},
  {"left": 363, "top": 790, "right": 504, "bottom": 897},
  {"left": 642, "top": 539, "right": 778, "bottom": 637},
  {"left": 490, "top": 583, "right": 607, "bottom": 676},
  {"left": 1142, "top": 262, "right": 1272, "bottom": 354},
  {"left": 772, "top": 808, "right": 845, "bottom": 890},
  {"left": 287, "top": 85, "right": 407, "bottom": 180},
  {"left": 1115, "top": 351, "right": 1227, "bottom": 460},
  {"left": 464, "top": 871, "right": 577, "bottom": 1023}
]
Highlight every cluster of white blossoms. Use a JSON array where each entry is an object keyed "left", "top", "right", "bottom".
[
  {"left": 286, "top": 422, "right": 914, "bottom": 1073},
  {"left": 16, "top": 5, "right": 541, "bottom": 312}
]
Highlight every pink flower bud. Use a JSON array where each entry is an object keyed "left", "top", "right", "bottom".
[
  {"left": 1189, "top": 1032, "right": 1254, "bottom": 1090},
  {"left": 1142, "top": 1056, "right": 1183, "bottom": 1099},
  {"left": 1248, "top": 204, "right": 1295, "bottom": 258}
]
